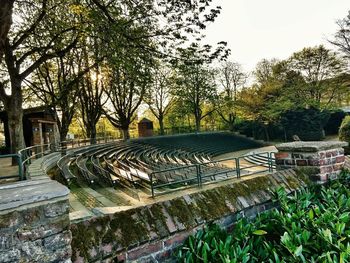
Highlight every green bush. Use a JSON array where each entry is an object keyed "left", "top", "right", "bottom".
[
  {"left": 177, "top": 172, "right": 350, "bottom": 262},
  {"left": 339, "top": 116, "right": 350, "bottom": 154},
  {"left": 281, "top": 107, "right": 330, "bottom": 141},
  {"left": 339, "top": 116, "right": 350, "bottom": 142},
  {"left": 324, "top": 110, "right": 346, "bottom": 135}
]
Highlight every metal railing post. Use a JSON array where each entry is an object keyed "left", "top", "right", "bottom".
[
  {"left": 17, "top": 154, "right": 24, "bottom": 180},
  {"left": 150, "top": 173, "right": 155, "bottom": 198},
  {"left": 268, "top": 152, "right": 273, "bottom": 173},
  {"left": 235, "top": 157, "right": 241, "bottom": 178},
  {"left": 196, "top": 164, "right": 202, "bottom": 187}
]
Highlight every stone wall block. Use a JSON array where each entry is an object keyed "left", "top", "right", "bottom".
[
  {"left": 308, "top": 159, "right": 320, "bottom": 166},
  {"left": 320, "top": 166, "right": 334, "bottom": 174},
  {"left": 127, "top": 241, "right": 163, "bottom": 261},
  {"left": 326, "top": 150, "right": 339, "bottom": 158},
  {"left": 17, "top": 215, "right": 70, "bottom": 242},
  {"left": 0, "top": 234, "right": 19, "bottom": 251},
  {"left": 43, "top": 230, "right": 72, "bottom": 250},
  {"left": 163, "top": 231, "right": 193, "bottom": 250},
  {"left": 0, "top": 248, "right": 21, "bottom": 263},
  {"left": 285, "top": 159, "right": 295, "bottom": 165},
  {"left": 336, "top": 156, "right": 345, "bottom": 163},
  {"left": 44, "top": 200, "right": 70, "bottom": 218},
  {"left": 0, "top": 211, "right": 21, "bottom": 229},
  {"left": 296, "top": 160, "right": 308, "bottom": 166}
]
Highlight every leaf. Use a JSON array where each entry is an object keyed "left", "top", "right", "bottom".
[
  {"left": 308, "top": 209, "right": 314, "bottom": 220},
  {"left": 253, "top": 230, "right": 267, "bottom": 235},
  {"left": 294, "top": 245, "right": 303, "bottom": 257},
  {"left": 322, "top": 229, "right": 332, "bottom": 243},
  {"left": 339, "top": 212, "right": 350, "bottom": 223}
]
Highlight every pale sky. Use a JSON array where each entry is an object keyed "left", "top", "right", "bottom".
[{"left": 205, "top": 0, "right": 349, "bottom": 72}]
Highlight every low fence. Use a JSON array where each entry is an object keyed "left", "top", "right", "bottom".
[{"left": 149, "top": 152, "right": 275, "bottom": 197}]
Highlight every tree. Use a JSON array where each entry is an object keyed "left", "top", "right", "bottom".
[
  {"left": 145, "top": 65, "right": 175, "bottom": 135},
  {"left": 254, "top": 58, "right": 280, "bottom": 85},
  {"left": 25, "top": 48, "right": 96, "bottom": 141},
  {"left": 0, "top": 0, "right": 79, "bottom": 153},
  {"left": 103, "top": 35, "right": 153, "bottom": 140},
  {"left": 330, "top": 11, "right": 350, "bottom": 59},
  {"left": 79, "top": 41, "right": 107, "bottom": 144},
  {"left": 88, "top": 0, "right": 223, "bottom": 59},
  {"left": 217, "top": 61, "right": 247, "bottom": 131},
  {"left": 173, "top": 45, "right": 219, "bottom": 132},
  {"left": 289, "top": 45, "right": 347, "bottom": 107}
]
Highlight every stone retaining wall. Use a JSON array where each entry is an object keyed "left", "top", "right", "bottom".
[
  {"left": 0, "top": 180, "right": 71, "bottom": 262},
  {"left": 71, "top": 170, "right": 310, "bottom": 262}
]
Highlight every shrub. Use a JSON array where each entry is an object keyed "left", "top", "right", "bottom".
[
  {"left": 281, "top": 107, "right": 330, "bottom": 141},
  {"left": 339, "top": 116, "right": 350, "bottom": 154},
  {"left": 177, "top": 172, "right": 350, "bottom": 262},
  {"left": 324, "top": 110, "right": 346, "bottom": 135},
  {"left": 339, "top": 116, "right": 350, "bottom": 142}
]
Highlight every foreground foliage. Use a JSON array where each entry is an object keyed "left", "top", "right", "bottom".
[{"left": 177, "top": 172, "right": 350, "bottom": 262}]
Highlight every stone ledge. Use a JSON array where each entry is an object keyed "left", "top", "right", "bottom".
[
  {"left": 70, "top": 170, "right": 311, "bottom": 262},
  {"left": 276, "top": 141, "right": 348, "bottom": 152},
  {"left": 0, "top": 180, "right": 69, "bottom": 213}
]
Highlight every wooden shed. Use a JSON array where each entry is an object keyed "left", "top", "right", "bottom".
[{"left": 138, "top": 118, "right": 153, "bottom": 137}]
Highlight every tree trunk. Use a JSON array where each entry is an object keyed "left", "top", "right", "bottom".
[
  {"left": 90, "top": 125, "right": 97, "bottom": 144},
  {"left": 60, "top": 125, "right": 69, "bottom": 142},
  {"left": 121, "top": 127, "right": 130, "bottom": 141},
  {"left": 264, "top": 125, "right": 270, "bottom": 142},
  {"left": 7, "top": 106, "right": 25, "bottom": 154},
  {"left": 4, "top": 78, "right": 25, "bottom": 161},
  {"left": 195, "top": 117, "right": 201, "bottom": 132},
  {"left": 158, "top": 115, "right": 164, "bottom": 135},
  {"left": 228, "top": 113, "right": 235, "bottom": 132}
]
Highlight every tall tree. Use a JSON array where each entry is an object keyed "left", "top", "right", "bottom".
[
  {"left": 330, "top": 11, "right": 350, "bottom": 60},
  {"left": 104, "top": 48, "right": 153, "bottom": 140},
  {"left": 0, "top": 0, "right": 79, "bottom": 153},
  {"left": 254, "top": 58, "right": 279, "bottom": 85},
  {"left": 217, "top": 61, "right": 247, "bottom": 131},
  {"left": 289, "top": 45, "right": 347, "bottom": 107},
  {"left": 145, "top": 65, "right": 174, "bottom": 135},
  {"left": 173, "top": 45, "right": 219, "bottom": 132},
  {"left": 79, "top": 41, "right": 106, "bottom": 144}
]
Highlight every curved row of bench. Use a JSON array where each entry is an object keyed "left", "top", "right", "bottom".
[{"left": 57, "top": 133, "right": 265, "bottom": 195}]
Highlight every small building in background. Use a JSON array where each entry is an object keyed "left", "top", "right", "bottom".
[
  {"left": 0, "top": 106, "right": 60, "bottom": 153},
  {"left": 138, "top": 118, "right": 153, "bottom": 137}
]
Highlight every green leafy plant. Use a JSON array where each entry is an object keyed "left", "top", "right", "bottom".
[{"left": 177, "top": 170, "right": 350, "bottom": 262}]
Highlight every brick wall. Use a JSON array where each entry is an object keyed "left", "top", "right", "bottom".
[{"left": 275, "top": 141, "right": 347, "bottom": 183}]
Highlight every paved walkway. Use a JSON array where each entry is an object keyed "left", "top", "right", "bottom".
[{"left": 0, "top": 157, "right": 20, "bottom": 184}]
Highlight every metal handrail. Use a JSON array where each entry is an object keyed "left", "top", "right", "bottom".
[
  {"left": 17, "top": 136, "right": 118, "bottom": 179},
  {"left": 149, "top": 151, "right": 276, "bottom": 197}
]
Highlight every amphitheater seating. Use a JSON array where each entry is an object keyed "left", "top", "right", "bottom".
[{"left": 56, "top": 132, "right": 269, "bottom": 196}]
